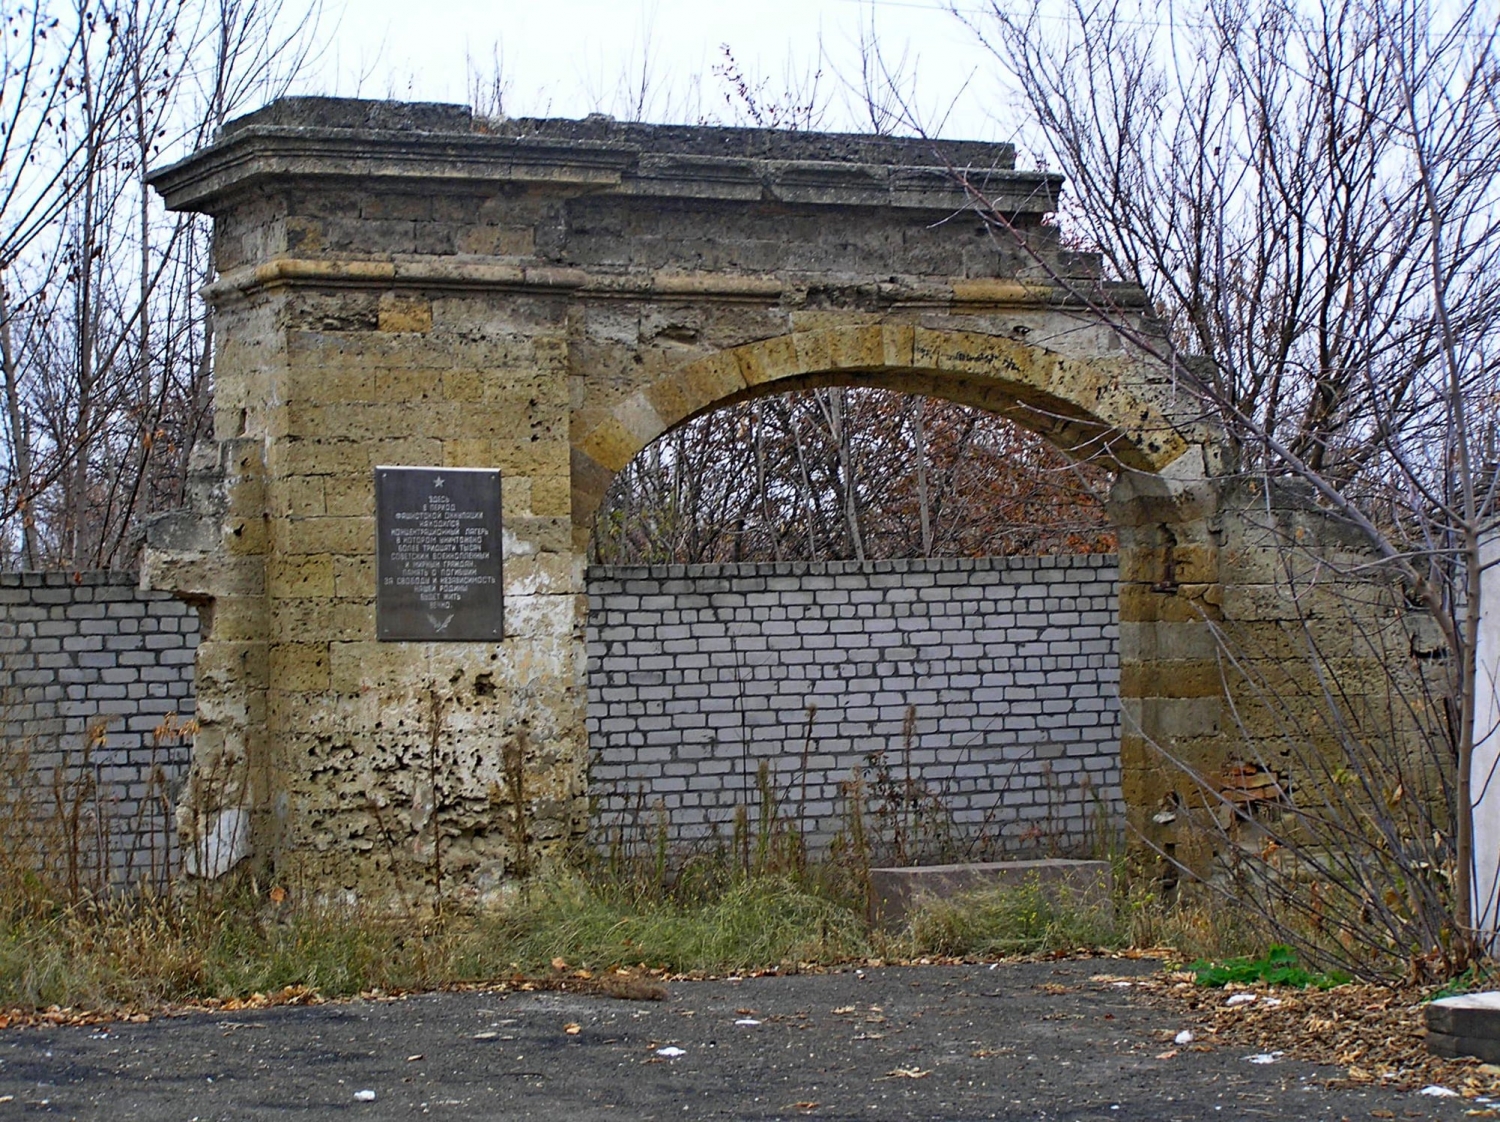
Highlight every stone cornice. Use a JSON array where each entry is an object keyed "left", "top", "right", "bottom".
[
  {"left": 150, "top": 98, "right": 1057, "bottom": 217},
  {"left": 201, "top": 256, "right": 1131, "bottom": 311}
]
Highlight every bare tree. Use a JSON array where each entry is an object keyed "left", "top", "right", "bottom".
[
  {"left": 958, "top": 0, "right": 1500, "bottom": 976},
  {"left": 591, "top": 388, "right": 1116, "bottom": 566},
  {"left": 0, "top": 0, "right": 322, "bottom": 571}
]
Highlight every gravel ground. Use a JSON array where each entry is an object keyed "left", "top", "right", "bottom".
[{"left": 0, "top": 957, "right": 1486, "bottom": 1120}]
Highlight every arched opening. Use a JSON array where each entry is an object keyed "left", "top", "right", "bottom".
[
  {"left": 576, "top": 327, "right": 1200, "bottom": 870},
  {"left": 590, "top": 387, "right": 1116, "bottom": 565},
  {"left": 570, "top": 326, "right": 1198, "bottom": 545}
]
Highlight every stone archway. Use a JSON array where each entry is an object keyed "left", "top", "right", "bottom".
[
  {"left": 143, "top": 96, "right": 1250, "bottom": 899},
  {"left": 572, "top": 325, "right": 1197, "bottom": 517}
]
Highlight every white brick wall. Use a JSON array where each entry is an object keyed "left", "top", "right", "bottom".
[
  {"left": 2, "top": 558, "right": 1125, "bottom": 882},
  {"left": 0, "top": 572, "right": 198, "bottom": 886},
  {"left": 586, "top": 555, "right": 1122, "bottom": 859}
]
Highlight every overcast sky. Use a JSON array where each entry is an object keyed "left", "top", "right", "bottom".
[{"left": 297, "top": 0, "right": 1018, "bottom": 142}]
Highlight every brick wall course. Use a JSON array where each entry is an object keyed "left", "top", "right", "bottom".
[
  {"left": 587, "top": 554, "right": 1122, "bottom": 857},
  {"left": 0, "top": 572, "right": 199, "bottom": 886}
]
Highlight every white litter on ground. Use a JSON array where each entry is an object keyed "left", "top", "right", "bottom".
[
  {"left": 1174, "top": 1030, "right": 1194, "bottom": 1045},
  {"left": 735, "top": 1019, "right": 761, "bottom": 1026},
  {"left": 354, "top": 1089, "right": 376, "bottom": 1102},
  {"left": 1245, "top": 1052, "right": 1284, "bottom": 1064},
  {"left": 1225, "top": 993, "right": 1257, "bottom": 1007},
  {"left": 656, "top": 1046, "right": 687, "bottom": 1058},
  {"left": 1418, "top": 1085, "right": 1459, "bottom": 1097}
]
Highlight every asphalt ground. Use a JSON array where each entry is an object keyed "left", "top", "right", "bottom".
[{"left": 0, "top": 957, "right": 1476, "bottom": 1120}]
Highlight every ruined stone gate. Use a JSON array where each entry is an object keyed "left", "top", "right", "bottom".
[{"left": 144, "top": 96, "right": 1383, "bottom": 900}]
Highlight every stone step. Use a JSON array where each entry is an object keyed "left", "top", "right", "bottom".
[{"left": 869, "top": 858, "right": 1113, "bottom": 931}]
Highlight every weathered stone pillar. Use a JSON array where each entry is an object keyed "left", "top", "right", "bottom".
[
  {"left": 1109, "top": 449, "right": 1226, "bottom": 880},
  {"left": 147, "top": 101, "right": 589, "bottom": 900}
]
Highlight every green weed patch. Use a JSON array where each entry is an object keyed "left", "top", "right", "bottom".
[{"left": 1186, "top": 944, "right": 1350, "bottom": 989}]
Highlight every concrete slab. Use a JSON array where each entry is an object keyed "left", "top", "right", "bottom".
[
  {"left": 1426, "top": 991, "right": 1500, "bottom": 1063},
  {"left": 869, "top": 858, "right": 1113, "bottom": 931}
]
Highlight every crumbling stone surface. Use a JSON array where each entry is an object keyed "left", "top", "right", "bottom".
[{"left": 143, "top": 96, "right": 1397, "bottom": 899}]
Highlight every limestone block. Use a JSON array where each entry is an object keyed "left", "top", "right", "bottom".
[
  {"left": 280, "top": 515, "right": 373, "bottom": 556},
  {"left": 268, "top": 643, "right": 332, "bottom": 693},
  {"left": 454, "top": 225, "right": 535, "bottom": 256},
  {"left": 642, "top": 351, "right": 747, "bottom": 430},
  {"left": 322, "top": 475, "right": 374, "bottom": 518},
  {"left": 1118, "top": 621, "right": 1220, "bottom": 662},
  {"left": 333, "top": 555, "right": 374, "bottom": 599},
  {"left": 734, "top": 333, "right": 802, "bottom": 388},
  {"left": 529, "top": 475, "right": 571, "bottom": 518},
  {"left": 271, "top": 598, "right": 374, "bottom": 643},
  {"left": 1118, "top": 583, "right": 1224, "bottom": 624},
  {"left": 1118, "top": 544, "right": 1219, "bottom": 585},
  {"left": 268, "top": 554, "right": 335, "bottom": 599},
  {"left": 282, "top": 476, "right": 327, "bottom": 517}
]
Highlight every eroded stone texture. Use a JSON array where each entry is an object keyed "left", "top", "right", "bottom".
[{"left": 144, "top": 96, "right": 1370, "bottom": 899}]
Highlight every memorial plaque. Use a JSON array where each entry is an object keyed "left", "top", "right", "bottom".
[{"left": 375, "top": 466, "right": 503, "bottom": 641}]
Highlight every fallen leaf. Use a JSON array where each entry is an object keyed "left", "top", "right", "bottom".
[
  {"left": 881, "top": 1067, "right": 931, "bottom": 1080},
  {"left": 551, "top": 957, "right": 569, "bottom": 972},
  {"left": 832, "top": 1005, "right": 856, "bottom": 1015},
  {"left": 789, "top": 1102, "right": 819, "bottom": 1111},
  {"left": 600, "top": 974, "right": 668, "bottom": 1002},
  {"left": 1156, "top": 1049, "right": 1179, "bottom": 1060},
  {"left": 564, "top": 1023, "right": 581, "bottom": 1035},
  {"left": 405, "top": 1054, "right": 423, "bottom": 1062}
]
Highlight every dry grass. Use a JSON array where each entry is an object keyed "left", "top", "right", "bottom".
[{"left": 0, "top": 719, "right": 1359, "bottom": 1017}]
